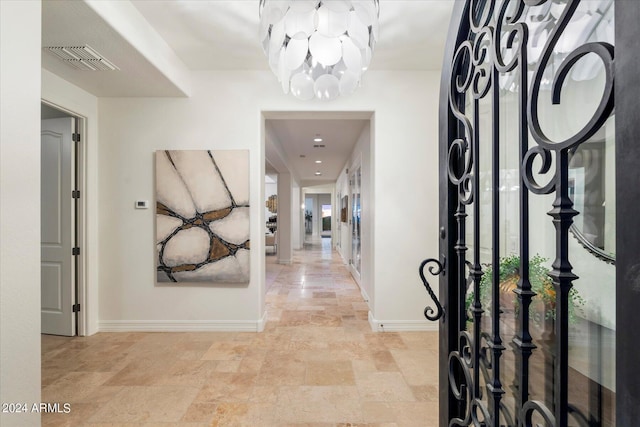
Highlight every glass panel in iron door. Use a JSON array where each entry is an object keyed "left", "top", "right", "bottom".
[{"left": 427, "top": 0, "right": 617, "bottom": 425}]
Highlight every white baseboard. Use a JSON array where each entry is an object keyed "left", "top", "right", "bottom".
[
  {"left": 360, "top": 286, "right": 370, "bottom": 304},
  {"left": 368, "top": 311, "right": 438, "bottom": 332},
  {"left": 257, "top": 310, "right": 267, "bottom": 332},
  {"left": 277, "top": 258, "right": 292, "bottom": 265},
  {"left": 98, "top": 319, "right": 264, "bottom": 333}
]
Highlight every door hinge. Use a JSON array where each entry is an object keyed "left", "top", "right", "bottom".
[
  {"left": 72, "top": 247, "right": 80, "bottom": 256},
  {"left": 72, "top": 190, "right": 80, "bottom": 199},
  {"left": 72, "top": 133, "right": 80, "bottom": 142},
  {"left": 72, "top": 303, "right": 81, "bottom": 313}
]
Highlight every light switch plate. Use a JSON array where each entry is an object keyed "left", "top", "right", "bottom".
[{"left": 135, "top": 200, "right": 149, "bottom": 209}]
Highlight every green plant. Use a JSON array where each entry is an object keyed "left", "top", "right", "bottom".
[{"left": 466, "top": 255, "right": 585, "bottom": 323}]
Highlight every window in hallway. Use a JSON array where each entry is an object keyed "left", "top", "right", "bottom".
[{"left": 321, "top": 204, "right": 331, "bottom": 233}]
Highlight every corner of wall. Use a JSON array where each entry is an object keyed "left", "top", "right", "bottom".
[
  {"left": 1, "top": 1, "right": 42, "bottom": 424},
  {"left": 368, "top": 311, "right": 438, "bottom": 333}
]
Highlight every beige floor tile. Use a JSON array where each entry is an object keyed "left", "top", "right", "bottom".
[
  {"left": 372, "top": 350, "right": 400, "bottom": 372},
  {"left": 102, "top": 357, "right": 171, "bottom": 386},
  {"left": 390, "top": 349, "right": 439, "bottom": 386},
  {"left": 214, "top": 360, "right": 241, "bottom": 373},
  {"left": 387, "top": 401, "right": 439, "bottom": 427},
  {"left": 194, "top": 372, "right": 257, "bottom": 403},
  {"left": 410, "top": 385, "right": 439, "bottom": 402},
  {"left": 247, "top": 385, "right": 280, "bottom": 404},
  {"left": 86, "top": 423, "right": 211, "bottom": 427},
  {"left": 42, "top": 368, "right": 71, "bottom": 387},
  {"left": 81, "top": 385, "right": 126, "bottom": 404},
  {"left": 88, "top": 385, "right": 200, "bottom": 423},
  {"left": 42, "top": 402, "right": 102, "bottom": 427},
  {"left": 305, "top": 361, "right": 355, "bottom": 386},
  {"left": 211, "top": 402, "right": 276, "bottom": 426},
  {"left": 181, "top": 402, "right": 218, "bottom": 423},
  {"left": 361, "top": 401, "right": 398, "bottom": 423},
  {"left": 42, "top": 372, "right": 115, "bottom": 403},
  {"left": 352, "top": 358, "right": 379, "bottom": 374},
  {"left": 274, "top": 386, "right": 362, "bottom": 424},
  {"left": 355, "top": 371, "right": 416, "bottom": 402},
  {"left": 41, "top": 237, "right": 440, "bottom": 426},
  {"left": 256, "top": 356, "right": 306, "bottom": 386},
  {"left": 201, "top": 342, "right": 250, "bottom": 361},
  {"left": 155, "top": 360, "right": 220, "bottom": 386}
]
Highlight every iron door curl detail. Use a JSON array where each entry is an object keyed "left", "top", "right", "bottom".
[{"left": 419, "top": 257, "right": 446, "bottom": 321}]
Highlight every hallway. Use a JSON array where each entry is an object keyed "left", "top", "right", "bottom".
[{"left": 41, "top": 239, "right": 438, "bottom": 426}]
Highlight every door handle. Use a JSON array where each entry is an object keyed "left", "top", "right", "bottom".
[{"left": 418, "top": 256, "right": 446, "bottom": 321}]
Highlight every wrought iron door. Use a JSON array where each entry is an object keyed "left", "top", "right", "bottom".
[{"left": 414, "top": 0, "right": 640, "bottom": 425}]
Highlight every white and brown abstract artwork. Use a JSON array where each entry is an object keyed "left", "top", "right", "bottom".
[{"left": 156, "top": 150, "right": 250, "bottom": 283}]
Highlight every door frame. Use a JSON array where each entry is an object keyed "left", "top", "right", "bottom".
[
  {"left": 437, "top": 2, "right": 470, "bottom": 422},
  {"left": 614, "top": 1, "right": 640, "bottom": 423},
  {"left": 41, "top": 100, "right": 87, "bottom": 336},
  {"left": 436, "top": 0, "right": 640, "bottom": 424},
  {"left": 348, "top": 157, "right": 363, "bottom": 284}
]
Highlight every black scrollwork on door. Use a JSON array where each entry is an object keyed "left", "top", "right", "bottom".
[{"left": 430, "top": 0, "right": 615, "bottom": 425}]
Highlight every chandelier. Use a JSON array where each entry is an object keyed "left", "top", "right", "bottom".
[{"left": 259, "top": 0, "right": 379, "bottom": 101}]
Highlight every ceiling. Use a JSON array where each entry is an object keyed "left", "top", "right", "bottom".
[
  {"left": 42, "top": 0, "right": 190, "bottom": 97},
  {"left": 41, "top": 0, "right": 455, "bottom": 187},
  {"left": 130, "top": 0, "right": 454, "bottom": 71},
  {"left": 268, "top": 117, "right": 369, "bottom": 185}
]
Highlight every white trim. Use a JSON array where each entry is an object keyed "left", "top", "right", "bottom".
[
  {"left": 42, "top": 69, "right": 100, "bottom": 336},
  {"left": 368, "top": 311, "right": 438, "bottom": 332},
  {"left": 347, "top": 157, "right": 363, "bottom": 287},
  {"left": 277, "top": 258, "right": 293, "bottom": 265},
  {"left": 257, "top": 310, "right": 267, "bottom": 332},
  {"left": 99, "top": 320, "right": 265, "bottom": 332},
  {"left": 41, "top": 99, "right": 89, "bottom": 337},
  {"left": 84, "top": 0, "right": 191, "bottom": 96},
  {"left": 349, "top": 264, "right": 362, "bottom": 286},
  {"left": 360, "top": 285, "right": 370, "bottom": 305}
]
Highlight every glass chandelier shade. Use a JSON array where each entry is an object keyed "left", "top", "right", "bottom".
[{"left": 259, "top": 0, "right": 379, "bottom": 101}]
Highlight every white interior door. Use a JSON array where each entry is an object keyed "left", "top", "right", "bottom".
[{"left": 41, "top": 117, "right": 75, "bottom": 336}]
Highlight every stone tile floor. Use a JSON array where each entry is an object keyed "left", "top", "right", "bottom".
[{"left": 42, "top": 238, "right": 439, "bottom": 426}]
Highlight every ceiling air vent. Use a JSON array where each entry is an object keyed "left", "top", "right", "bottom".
[{"left": 44, "top": 45, "right": 119, "bottom": 71}]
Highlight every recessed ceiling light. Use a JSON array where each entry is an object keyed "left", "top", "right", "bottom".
[
  {"left": 314, "top": 135, "right": 323, "bottom": 142},
  {"left": 315, "top": 171, "right": 322, "bottom": 176},
  {"left": 315, "top": 160, "right": 322, "bottom": 164}
]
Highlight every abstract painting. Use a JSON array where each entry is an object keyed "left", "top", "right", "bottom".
[{"left": 156, "top": 150, "right": 250, "bottom": 283}]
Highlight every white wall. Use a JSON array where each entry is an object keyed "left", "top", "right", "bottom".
[
  {"left": 0, "top": 1, "right": 42, "bottom": 425},
  {"left": 277, "top": 173, "right": 293, "bottom": 265},
  {"left": 42, "top": 69, "right": 100, "bottom": 335},
  {"left": 369, "top": 75, "right": 440, "bottom": 330},
  {"left": 98, "top": 74, "right": 268, "bottom": 331},
  {"left": 97, "top": 69, "right": 440, "bottom": 331}
]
